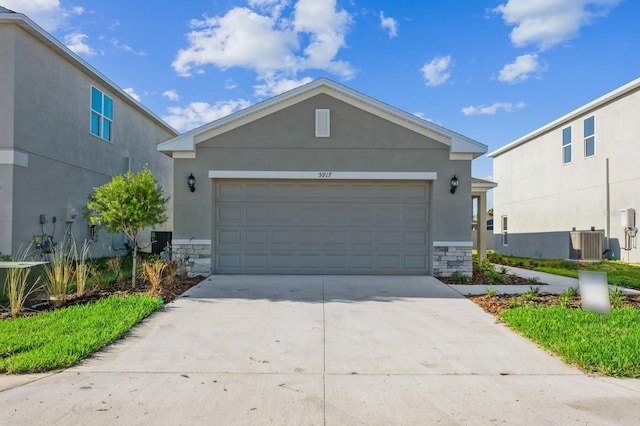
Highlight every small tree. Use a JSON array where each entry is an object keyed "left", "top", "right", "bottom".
[{"left": 86, "top": 168, "right": 168, "bottom": 288}]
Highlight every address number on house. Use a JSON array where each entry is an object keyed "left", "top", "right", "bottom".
[{"left": 317, "top": 172, "right": 333, "bottom": 178}]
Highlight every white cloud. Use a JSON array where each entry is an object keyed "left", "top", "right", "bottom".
[
  {"left": 225, "top": 79, "right": 238, "bottom": 90},
  {"left": 494, "top": 0, "right": 622, "bottom": 50},
  {"left": 163, "top": 99, "right": 252, "bottom": 132},
  {"left": 124, "top": 88, "right": 141, "bottom": 102},
  {"left": 379, "top": 11, "right": 398, "bottom": 38},
  {"left": 498, "top": 53, "right": 546, "bottom": 83},
  {"left": 420, "top": 55, "right": 452, "bottom": 87},
  {"left": 64, "top": 33, "right": 96, "bottom": 56},
  {"left": 462, "top": 101, "right": 525, "bottom": 116},
  {"left": 254, "top": 75, "right": 313, "bottom": 97},
  {"left": 172, "top": 0, "right": 354, "bottom": 80},
  {"left": 293, "top": 0, "right": 353, "bottom": 77},
  {"left": 173, "top": 8, "right": 297, "bottom": 76},
  {"left": 248, "top": 0, "right": 289, "bottom": 18},
  {"left": 2, "top": 0, "right": 69, "bottom": 31},
  {"left": 162, "top": 90, "right": 180, "bottom": 101},
  {"left": 111, "top": 38, "right": 145, "bottom": 56}
]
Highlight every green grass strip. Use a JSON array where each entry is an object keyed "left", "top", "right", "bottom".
[
  {"left": 487, "top": 252, "right": 640, "bottom": 288},
  {"left": 0, "top": 295, "right": 161, "bottom": 374},
  {"left": 502, "top": 306, "right": 640, "bottom": 377}
]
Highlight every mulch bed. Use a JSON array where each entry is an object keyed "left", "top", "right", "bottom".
[
  {"left": 469, "top": 294, "right": 640, "bottom": 316},
  {"left": 438, "top": 271, "right": 545, "bottom": 286},
  {"left": 0, "top": 275, "right": 206, "bottom": 320}
]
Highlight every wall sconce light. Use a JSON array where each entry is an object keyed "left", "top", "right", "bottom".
[
  {"left": 188, "top": 173, "right": 196, "bottom": 193},
  {"left": 450, "top": 175, "right": 459, "bottom": 194}
]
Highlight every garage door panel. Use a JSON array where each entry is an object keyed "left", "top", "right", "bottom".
[
  {"left": 215, "top": 251, "right": 430, "bottom": 274},
  {"left": 214, "top": 180, "right": 430, "bottom": 274}
]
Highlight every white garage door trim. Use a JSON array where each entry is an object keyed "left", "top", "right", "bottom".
[{"left": 209, "top": 170, "right": 437, "bottom": 181}]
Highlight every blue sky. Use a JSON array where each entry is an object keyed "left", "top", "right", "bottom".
[{"left": 4, "top": 0, "right": 640, "bottom": 194}]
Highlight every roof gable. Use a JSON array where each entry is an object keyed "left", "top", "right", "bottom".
[{"left": 158, "top": 78, "right": 487, "bottom": 159}]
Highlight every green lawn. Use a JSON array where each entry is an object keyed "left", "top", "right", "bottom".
[
  {"left": 487, "top": 252, "right": 640, "bottom": 288},
  {"left": 502, "top": 306, "right": 640, "bottom": 377},
  {"left": 0, "top": 295, "right": 161, "bottom": 374}
]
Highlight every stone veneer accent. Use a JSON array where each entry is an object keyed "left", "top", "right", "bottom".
[
  {"left": 432, "top": 244, "right": 473, "bottom": 277},
  {"left": 171, "top": 242, "right": 212, "bottom": 260}
]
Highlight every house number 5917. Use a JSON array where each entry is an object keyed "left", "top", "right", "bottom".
[{"left": 318, "top": 172, "right": 333, "bottom": 178}]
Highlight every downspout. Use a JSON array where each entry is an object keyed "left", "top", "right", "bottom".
[{"left": 605, "top": 158, "right": 610, "bottom": 253}]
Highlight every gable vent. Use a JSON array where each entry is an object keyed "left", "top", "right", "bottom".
[{"left": 315, "top": 109, "right": 330, "bottom": 137}]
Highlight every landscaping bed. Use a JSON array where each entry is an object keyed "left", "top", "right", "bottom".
[
  {"left": 0, "top": 274, "right": 205, "bottom": 321},
  {"left": 470, "top": 293, "right": 640, "bottom": 316}
]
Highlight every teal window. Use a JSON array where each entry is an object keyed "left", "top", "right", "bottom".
[
  {"left": 90, "top": 86, "right": 113, "bottom": 141},
  {"left": 562, "top": 126, "right": 572, "bottom": 164},
  {"left": 584, "top": 116, "right": 595, "bottom": 157}
]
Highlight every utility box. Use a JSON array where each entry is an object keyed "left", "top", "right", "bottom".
[
  {"left": 621, "top": 208, "right": 636, "bottom": 228},
  {"left": 151, "top": 231, "right": 172, "bottom": 255}
]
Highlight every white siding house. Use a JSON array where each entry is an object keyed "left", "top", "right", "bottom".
[{"left": 489, "top": 77, "right": 640, "bottom": 262}]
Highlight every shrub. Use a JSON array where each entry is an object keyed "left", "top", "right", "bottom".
[
  {"left": 450, "top": 271, "right": 469, "bottom": 283},
  {"left": 473, "top": 257, "right": 495, "bottom": 276},
  {"left": 2, "top": 246, "right": 43, "bottom": 316},
  {"left": 143, "top": 259, "right": 166, "bottom": 295},
  {"left": 105, "top": 257, "right": 123, "bottom": 283},
  {"left": 610, "top": 287, "right": 626, "bottom": 309},
  {"left": 43, "top": 241, "right": 74, "bottom": 306},
  {"left": 73, "top": 240, "right": 91, "bottom": 297}
]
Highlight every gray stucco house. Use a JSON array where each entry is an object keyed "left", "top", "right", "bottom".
[
  {"left": 0, "top": 7, "right": 177, "bottom": 258},
  {"left": 489, "top": 77, "right": 640, "bottom": 263},
  {"left": 159, "top": 78, "right": 488, "bottom": 276}
]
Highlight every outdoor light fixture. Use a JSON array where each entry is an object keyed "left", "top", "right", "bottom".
[
  {"left": 450, "top": 175, "right": 459, "bottom": 194},
  {"left": 188, "top": 173, "right": 196, "bottom": 193}
]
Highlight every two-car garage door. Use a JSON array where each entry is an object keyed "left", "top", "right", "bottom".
[{"left": 213, "top": 180, "right": 431, "bottom": 274}]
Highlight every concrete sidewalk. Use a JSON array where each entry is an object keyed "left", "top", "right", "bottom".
[
  {"left": 449, "top": 264, "right": 640, "bottom": 296},
  {"left": 1, "top": 275, "right": 639, "bottom": 425}
]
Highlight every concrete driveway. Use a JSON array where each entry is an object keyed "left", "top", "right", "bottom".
[{"left": 1, "top": 275, "right": 640, "bottom": 425}]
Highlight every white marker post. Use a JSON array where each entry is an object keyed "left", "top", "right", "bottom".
[{"left": 578, "top": 271, "right": 610, "bottom": 315}]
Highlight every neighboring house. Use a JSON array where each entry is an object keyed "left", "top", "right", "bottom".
[
  {"left": 159, "top": 78, "right": 490, "bottom": 276},
  {"left": 0, "top": 7, "right": 177, "bottom": 258},
  {"left": 489, "top": 77, "right": 640, "bottom": 262}
]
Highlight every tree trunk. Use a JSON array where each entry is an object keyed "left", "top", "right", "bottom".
[{"left": 132, "top": 245, "right": 137, "bottom": 289}]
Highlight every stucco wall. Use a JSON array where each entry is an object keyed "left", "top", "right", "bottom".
[
  {"left": 0, "top": 24, "right": 16, "bottom": 255},
  {"left": 493, "top": 85, "right": 640, "bottom": 262},
  {"left": 172, "top": 93, "right": 472, "bottom": 254},
  {"left": 4, "top": 24, "right": 174, "bottom": 258}
]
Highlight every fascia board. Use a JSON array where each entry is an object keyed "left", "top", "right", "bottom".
[{"left": 157, "top": 134, "right": 195, "bottom": 152}]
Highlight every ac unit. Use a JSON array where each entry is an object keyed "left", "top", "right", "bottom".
[{"left": 569, "top": 231, "right": 603, "bottom": 261}]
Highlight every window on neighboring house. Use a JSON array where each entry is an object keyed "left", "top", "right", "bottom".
[
  {"left": 91, "top": 86, "right": 113, "bottom": 141},
  {"left": 501, "top": 215, "right": 508, "bottom": 246},
  {"left": 562, "top": 126, "right": 572, "bottom": 164},
  {"left": 584, "top": 116, "right": 595, "bottom": 157}
]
